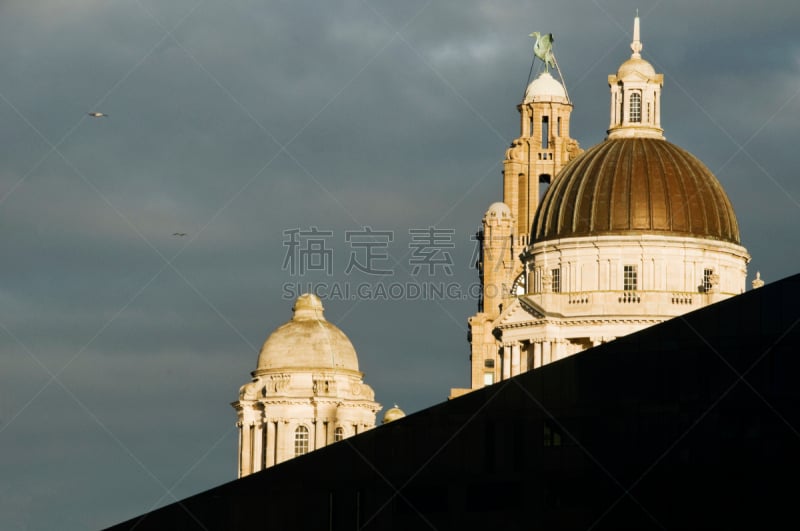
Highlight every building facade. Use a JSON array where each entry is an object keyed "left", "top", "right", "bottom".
[
  {"left": 452, "top": 16, "right": 750, "bottom": 397},
  {"left": 232, "top": 293, "right": 380, "bottom": 477}
]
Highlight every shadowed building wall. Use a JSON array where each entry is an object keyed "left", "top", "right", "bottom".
[{"left": 106, "top": 272, "right": 800, "bottom": 531}]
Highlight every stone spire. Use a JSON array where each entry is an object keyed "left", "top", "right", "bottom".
[{"left": 631, "top": 11, "right": 643, "bottom": 58}]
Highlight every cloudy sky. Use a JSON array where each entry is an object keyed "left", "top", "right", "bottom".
[{"left": 1, "top": 0, "right": 799, "bottom": 529}]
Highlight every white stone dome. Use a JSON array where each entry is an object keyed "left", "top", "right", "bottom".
[
  {"left": 382, "top": 405, "right": 406, "bottom": 424},
  {"left": 617, "top": 57, "right": 656, "bottom": 79},
  {"left": 484, "top": 201, "right": 512, "bottom": 220},
  {"left": 524, "top": 71, "right": 568, "bottom": 103},
  {"left": 255, "top": 294, "right": 360, "bottom": 373}
]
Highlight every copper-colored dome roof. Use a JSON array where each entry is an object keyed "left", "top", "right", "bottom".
[{"left": 532, "top": 138, "right": 740, "bottom": 244}]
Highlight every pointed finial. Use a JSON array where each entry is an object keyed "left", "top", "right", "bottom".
[
  {"left": 752, "top": 271, "right": 765, "bottom": 289},
  {"left": 631, "top": 12, "right": 643, "bottom": 58}
]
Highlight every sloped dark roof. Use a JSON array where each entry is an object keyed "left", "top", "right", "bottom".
[{"left": 106, "top": 273, "right": 800, "bottom": 531}]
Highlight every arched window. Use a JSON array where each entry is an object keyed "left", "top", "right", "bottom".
[
  {"left": 629, "top": 92, "right": 642, "bottom": 123},
  {"left": 294, "top": 425, "right": 309, "bottom": 457},
  {"left": 334, "top": 427, "right": 344, "bottom": 442}
]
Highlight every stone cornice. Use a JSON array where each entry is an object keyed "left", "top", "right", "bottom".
[{"left": 498, "top": 317, "right": 665, "bottom": 331}]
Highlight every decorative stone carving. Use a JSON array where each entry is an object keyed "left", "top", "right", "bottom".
[{"left": 239, "top": 378, "right": 262, "bottom": 400}]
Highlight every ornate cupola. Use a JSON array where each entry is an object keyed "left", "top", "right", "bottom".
[
  {"left": 607, "top": 14, "right": 664, "bottom": 139},
  {"left": 233, "top": 294, "right": 380, "bottom": 477}
]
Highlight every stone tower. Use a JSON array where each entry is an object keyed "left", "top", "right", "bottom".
[
  {"left": 504, "top": 70, "right": 581, "bottom": 244},
  {"left": 454, "top": 51, "right": 581, "bottom": 397}
]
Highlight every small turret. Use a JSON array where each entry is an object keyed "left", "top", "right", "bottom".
[{"left": 607, "top": 14, "right": 664, "bottom": 139}]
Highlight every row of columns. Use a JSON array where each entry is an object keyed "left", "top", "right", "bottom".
[
  {"left": 498, "top": 339, "right": 571, "bottom": 380},
  {"left": 498, "top": 336, "right": 617, "bottom": 382},
  {"left": 238, "top": 418, "right": 367, "bottom": 477}
]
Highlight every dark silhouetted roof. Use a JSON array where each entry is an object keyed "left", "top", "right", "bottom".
[{"left": 105, "top": 273, "right": 800, "bottom": 531}]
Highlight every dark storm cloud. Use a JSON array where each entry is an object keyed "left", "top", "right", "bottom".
[{"left": 1, "top": 0, "right": 799, "bottom": 529}]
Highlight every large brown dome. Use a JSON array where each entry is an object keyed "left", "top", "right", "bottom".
[{"left": 532, "top": 138, "right": 740, "bottom": 244}]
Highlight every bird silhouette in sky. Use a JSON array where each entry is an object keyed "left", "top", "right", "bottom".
[
  {"left": 172, "top": 232, "right": 187, "bottom": 237},
  {"left": 87, "top": 112, "right": 108, "bottom": 118}
]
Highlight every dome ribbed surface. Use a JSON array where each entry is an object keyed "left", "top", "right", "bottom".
[{"left": 533, "top": 138, "right": 740, "bottom": 243}]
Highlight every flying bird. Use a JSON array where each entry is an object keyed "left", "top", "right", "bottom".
[
  {"left": 173, "top": 232, "right": 187, "bottom": 237},
  {"left": 87, "top": 112, "right": 108, "bottom": 118}
]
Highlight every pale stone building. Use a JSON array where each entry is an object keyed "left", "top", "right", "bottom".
[
  {"left": 451, "top": 16, "right": 750, "bottom": 397},
  {"left": 233, "top": 293, "right": 380, "bottom": 477}
]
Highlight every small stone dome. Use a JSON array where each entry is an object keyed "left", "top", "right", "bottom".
[
  {"left": 533, "top": 138, "right": 740, "bottom": 244},
  {"left": 617, "top": 57, "right": 656, "bottom": 79},
  {"left": 524, "top": 71, "right": 568, "bottom": 103},
  {"left": 484, "top": 201, "right": 512, "bottom": 220},
  {"left": 382, "top": 405, "right": 406, "bottom": 424},
  {"left": 256, "top": 294, "right": 360, "bottom": 373}
]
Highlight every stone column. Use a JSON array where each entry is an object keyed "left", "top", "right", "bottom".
[
  {"left": 266, "top": 421, "right": 276, "bottom": 468},
  {"left": 555, "top": 339, "right": 566, "bottom": 361},
  {"left": 521, "top": 343, "right": 530, "bottom": 373},
  {"left": 276, "top": 420, "right": 287, "bottom": 466},
  {"left": 533, "top": 341, "right": 542, "bottom": 369},
  {"left": 327, "top": 419, "right": 336, "bottom": 445},
  {"left": 542, "top": 341, "right": 552, "bottom": 365},
  {"left": 236, "top": 422, "right": 243, "bottom": 478},
  {"left": 502, "top": 345, "right": 511, "bottom": 380},
  {"left": 315, "top": 419, "right": 326, "bottom": 451},
  {"left": 241, "top": 423, "right": 252, "bottom": 476},
  {"left": 511, "top": 344, "right": 521, "bottom": 376},
  {"left": 251, "top": 423, "right": 263, "bottom": 471}
]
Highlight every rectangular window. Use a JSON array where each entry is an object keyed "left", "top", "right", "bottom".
[
  {"left": 557, "top": 116, "right": 562, "bottom": 137},
  {"left": 484, "top": 358, "right": 495, "bottom": 369},
  {"left": 703, "top": 268, "right": 714, "bottom": 292},
  {"left": 541, "top": 116, "right": 549, "bottom": 148},
  {"left": 483, "top": 372, "right": 494, "bottom": 386},
  {"left": 543, "top": 422, "right": 562, "bottom": 447},
  {"left": 551, "top": 268, "right": 561, "bottom": 293},
  {"left": 624, "top": 265, "right": 638, "bottom": 291},
  {"left": 630, "top": 92, "right": 642, "bottom": 123}
]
